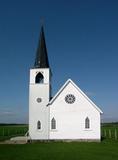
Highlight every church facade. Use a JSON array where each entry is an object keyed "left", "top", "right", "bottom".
[{"left": 29, "top": 26, "right": 103, "bottom": 141}]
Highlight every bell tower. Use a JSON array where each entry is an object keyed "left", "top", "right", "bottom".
[{"left": 29, "top": 26, "right": 51, "bottom": 140}]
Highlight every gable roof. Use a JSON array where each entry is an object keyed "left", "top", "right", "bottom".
[{"left": 48, "top": 79, "right": 103, "bottom": 114}]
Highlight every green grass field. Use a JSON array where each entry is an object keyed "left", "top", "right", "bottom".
[
  {"left": 0, "top": 123, "right": 118, "bottom": 160},
  {"left": 0, "top": 141, "right": 118, "bottom": 160}
]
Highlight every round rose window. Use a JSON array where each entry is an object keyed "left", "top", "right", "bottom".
[
  {"left": 36, "top": 98, "right": 42, "bottom": 103},
  {"left": 65, "top": 94, "right": 75, "bottom": 104}
]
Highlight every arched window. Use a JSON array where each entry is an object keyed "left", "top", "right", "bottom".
[
  {"left": 51, "top": 118, "right": 56, "bottom": 129},
  {"left": 35, "top": 72, "right": 44, "bottom": 83},
  {"left": 85, "top": 117, "right": 90, "bottom": 129},
  {"left": 37, "top": 121, "right": 41, "bottom": 129}
]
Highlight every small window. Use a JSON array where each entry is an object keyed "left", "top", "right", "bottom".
[
  {"left": 51, "top": 118, "right": 56, "bottom": 129},
  {"left": 35, "top": 72, "right": 44, "bottom": 83},
  {"left": 85, "top": 117, "right": 90, "bottom": 129},
  {"left": 37, "top": 121, "right": 41, "bottom": 129}
]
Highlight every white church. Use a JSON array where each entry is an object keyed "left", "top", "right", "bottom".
[{"left": 29, "top": 26, "right": 103, "bottom": 141}]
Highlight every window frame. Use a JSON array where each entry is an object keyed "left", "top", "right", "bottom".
[
  {"left": 85, "top": 117, "right": 90, "bottom": 129},
  {"left": 37, "top": 121, "right": 41, "bottom": 130},
  {"left": 35, "top": 72, "right": 44, "bottom": 84},
  {"left": 51, "top": 118, "right": 56, "bottom": 130}
]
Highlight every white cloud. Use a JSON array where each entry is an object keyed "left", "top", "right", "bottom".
[{"left": 0, "top": 111, "right": 15, "bottom": 116}]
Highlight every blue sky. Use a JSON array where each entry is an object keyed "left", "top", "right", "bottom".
[{"left": 0, "top": 0, "right": 118, "bottom": 123}]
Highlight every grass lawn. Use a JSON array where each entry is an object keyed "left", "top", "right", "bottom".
[
  {"left": 0, "top": 123, "right": 118, "bottom": 160},
  {"left": 0, "top": 141, "right": 118, "bottom": 160}
]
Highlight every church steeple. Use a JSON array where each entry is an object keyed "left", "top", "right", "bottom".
[{"left": 34, "top": 26, "right": 49, "bottom": 68}]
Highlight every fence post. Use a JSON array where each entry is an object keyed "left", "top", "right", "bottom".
[
  {"left": 104, "top": 130, "right": 106, "bottom": 137},
  {"left": 2, "top": 128, "right": 4, "bottom": 136},
  {"left": 23, "top": 129, "right": 25, "bottom": 134},
  {"left": 109, "top": 129, "right": 111, "bottom": 138},
  {"left": 8, "top": 129, "right": 9, "bottom": 136},
  {"left": 115, "top": 129, "right": 117, "bottom": 140}
]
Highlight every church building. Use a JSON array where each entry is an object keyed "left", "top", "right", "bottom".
[{"left": 29, "top": 26, "right": 103, "bottom": 141}]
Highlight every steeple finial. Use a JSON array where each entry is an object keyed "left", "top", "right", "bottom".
[
  {"left": 34, "top": 25, "right": 49, "bottom": 68},
  {"left": 40, "top": 17, "right": 45, "bottom": 27}
]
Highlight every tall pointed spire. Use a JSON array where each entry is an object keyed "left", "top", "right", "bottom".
[{"left": 34, "top": 26, "right": 49, "bottom": 68}]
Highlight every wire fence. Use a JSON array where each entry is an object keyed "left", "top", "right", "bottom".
[
  {"left": 101, "top": 129, "right": 118, "bottom": 140},
  {"left": 0, "top": 126, "right": 28, "bottom": 141},
  {"left": 0, "top": 126, "right": 118, "bottom": 141}
]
